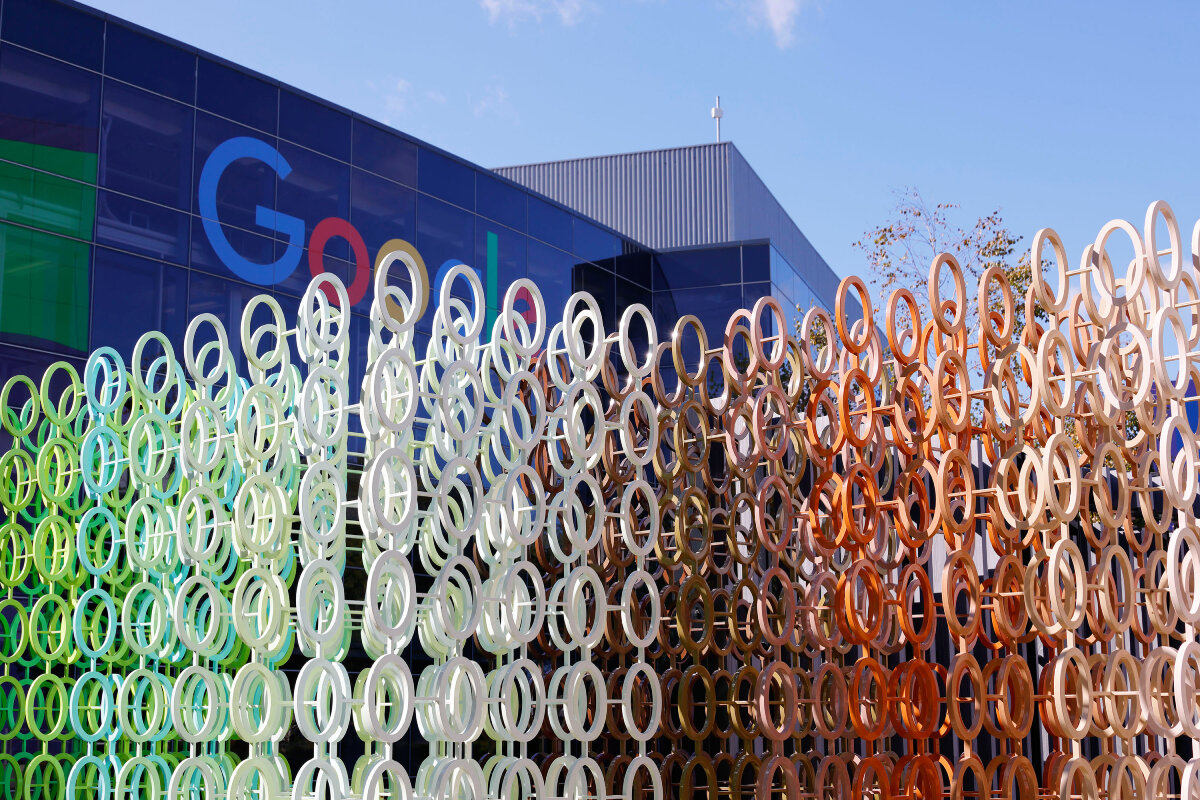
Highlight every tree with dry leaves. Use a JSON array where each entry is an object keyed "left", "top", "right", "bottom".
[{"left": 852, "top": 187, "right": 1048, "bottom": 340}]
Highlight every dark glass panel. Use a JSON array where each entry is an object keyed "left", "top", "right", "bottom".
[
  {"left": 352, "top": 119, "right": 416, "bottom": 186},
  {"left": 1, "top": 0, "right": 103, "bottom": 71},
  {"left": 275, "top": 142, "right": 349, "bottom": 249},
  {"left": 100, "top": 80, "right": 193, "bottom": 209},
  {"left": 615, "top": 275, "right": 652, "bottom": 364},
  {"left": 475, "top": 171, "right": 525, "bottom": 232},
  {"left": 655, "top": 283, "right": 742, "bottom": 359},
  {"left": 0, "top": 159, "right": 95, "bottom": 238},
  {"left": 95, "top": 189, "right": 188, "bottom": 265},
  {"left": 104, "top": 23, "right": 195, "bottom": 103},
  {"left": 351, "top": 168, "right": 416, "bottom": 254},
  {"left": 417, "top": 147, "right": 473, "bottom": 210},
  {"left": 0, "top": 222, "right": 89, "bottom": 353},
  {"left": 415, "top": 195, "right": 473, "bottom": 279},
  {"left": 743, "top": 243, "right": 770, "bottom": 283},
  {"left": 743, "top": 282, "right": 773, "bottom": 335},
  {"left": 614, "top": 247, "right": 652, "bottom": 289},
  {"left": 0, "top": 45, "right": 100, "bottom": 178},
  {"left": 196, "top": 57, "right": 276, "bottom": 134},
  {"left": 573, "top": 219, "right": 618, "bottom": 265},
  {"left": 0, "top": 347, "right": 82, "bottom": 388},
  {"left": 654, "top": 245, "right": 740, "bottom": 291},
  {"left": 192, "top": 112, "right": 275, "bottom": 230},
  {"left": 652, "top": 286, "right": 679, "bottom": 334},
  {"left": 573, "top": 261, "right": 615, "bottom": 332},
  {"left": 90, "top": 248, "right": 188, "bottom": 358},
  {"left": 527, "top": 239, "right": 571, "bottom": 324},
  {"left": 527, "top": 196, "right": 571, "bottom": 251},
  {"left": 279, "top": 90, "right": 350, "bottom": 162}
]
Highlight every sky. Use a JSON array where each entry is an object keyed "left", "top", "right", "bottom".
[{"left": 81, "top": 0, "right": 1200, "bottom": 283}]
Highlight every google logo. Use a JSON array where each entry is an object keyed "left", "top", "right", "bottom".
[{"left": 198, "top": 136, "right": 536, "bottom": 330}]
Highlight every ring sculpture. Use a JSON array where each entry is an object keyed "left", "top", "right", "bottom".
[{"left": 3, "top": 203, "right": 1200, "bottom": 800}]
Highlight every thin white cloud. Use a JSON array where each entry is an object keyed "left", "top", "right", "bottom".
[
  {"left": 480, "top": 0, "right": 591, "bottom": 26},
  {"left": 426, "top": 90, "right": 448, "bottom": 105},
  {"left": 383, "top": 78, "right": 412, "bottom": 121},
  {"left": 472, "top": 84, "right": 517, "bottom": 122},
  {"left": 752, "top": 0, "right": 802, "bottom": 48}
]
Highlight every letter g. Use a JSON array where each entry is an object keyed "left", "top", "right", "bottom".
[{"left": 198, "top": 137, "right": 304, "bottom": 285}]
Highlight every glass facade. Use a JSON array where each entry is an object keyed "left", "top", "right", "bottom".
[
  {"left": 0, "top": 0, "right": 855, "bottom": 779},
  {"left": 0, "top": 0, "right": 843, "bottom": 393},
  {"left": 0, "top": 0, "right": 658, "bottom": 387},
  {"left": 650, "top": 240, "right": 831, "bottom": 348}
]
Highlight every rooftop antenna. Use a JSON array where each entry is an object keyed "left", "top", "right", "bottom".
[{"left": 711, "top": 96, "right": 724, "bottom": 143}]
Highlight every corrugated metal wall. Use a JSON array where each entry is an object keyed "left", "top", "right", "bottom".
[
  {"left": 497, "top": 142, "right": 855, "bottom": 317},
  {"left": 494, "top": 143, "right": 733, "bottom": 252}
]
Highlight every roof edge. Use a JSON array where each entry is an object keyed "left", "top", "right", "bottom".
[{"left": 493, "top": 141, "right": 741, "bottom": 173}]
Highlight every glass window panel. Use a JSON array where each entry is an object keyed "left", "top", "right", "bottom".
[
  {"left": 743, "top": 243, "right": 769, "bottom": 283},
  {"left": 771, "top": 280, "right": 793, "bottom": 310},
  {"left": 0, "top": 160, "right": 95, "bottom": 239},
  {"left": 614, "top": 247, "right": 651, "bottom": 289},
  {"left": 796, "top": 278, "right": 818, "bottom": 314},
  {"left": 655, "top": 246, "right": 739, "bottom": 291},
  {"left": 0, "top": 347, "right": 82, "bottom": 388},
  {"left": 104, "top": 23, "right": 194, "bottom": 103},
  {"left": 189, "top": 215, "right": 276, "bottom": 280},
  {"left": 743, "top": 282, "right": 772, "bottom": 335},
  {"left": 0, "top": 45, "right": 100, "bottom": 180},
  {"left": 192, "top": 112, "right": 275, "bottom": 231},
  {"left": 100, "top": 80, "right": 193, "bottom": 209},
  {"left": 279, "top": 90, "right": 350, "bottom": 162},
  {"left": 527, "top": 240, "right": 571, "bottom": 324},
  {"left": 417, "top": 147, "right": 473, "bottom": 210},
  {"left": 573, "top": 261, "right": 615, "bottom": 332},
  {"left": 351, "top": 168, "right": 416, "bottom": 255},
  {"left": 196, "top": 57, "right": 277, "bottom": 134},
  {"left": 416, "top": 195, "right": 474, "bottom": 277},
  {"left": 275, "top": 142, "right": 350, "bottom": 252},
  {"left": 616, "top": 276, "right": 652, "bottom": 363},
  {"left": 272, "top": 239, "right": 350, "bottom": 300},
  {"left": 1, "top": 0, "right": 103, "bottom": 71},
  {"left": 476, "top": 172, "right": 525, "bottom": 232},
  {"left": 652, "top": 291, "right": 679, "bottom": 348},
  {"left": 656, "top": 283, "right": 742, "bottom": 355},
  {"left": 778, "top": 287, "right": 801, "bottom": 339},
  {"left": 96, "top": 189, "right": 188, "bottom": 265},
  {"left": 527, "top": 196, "right": 571, "bottom": 251},
  {"left": 0, "top": 222, "right": 89, "bottom": 353},
  {"left": 90, "top": 248, "right": 188, "bottom": 358},
  {"left": 352, "top": 119, "right": 415, "bottom": 186},
  {"left": 769, "top": 247, "right": 789, "bottom": 298},
  {"left": 573, "top": 220, "right": 618, "bottom": 265}
]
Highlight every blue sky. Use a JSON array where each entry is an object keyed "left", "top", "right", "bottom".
[{"left": 83, "top": 0, "right": 1200, "bottom": 282}]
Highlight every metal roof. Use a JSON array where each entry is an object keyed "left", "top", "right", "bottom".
[{"left": 495, "top": 142, "right": 844, "bottom": 311}]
